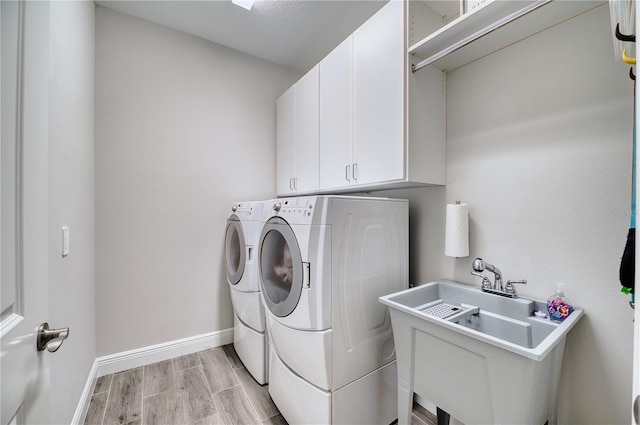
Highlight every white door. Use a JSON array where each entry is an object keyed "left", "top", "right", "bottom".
[
  {"left": 634, "top": 293, "right": 639, "bottom": 424},
  {"left": 634, "top": 10, "right": 640, "bottom": 425},
  {"left": 1, "top": 2, "right": 63, "bottom": 423}
]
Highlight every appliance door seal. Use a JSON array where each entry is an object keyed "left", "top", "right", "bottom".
[
  {"left": 225, "top": 215, "right": 246, "bottom": 285},
  {"left": 259, "top": 217, "right": 304, "bottom": 317}
]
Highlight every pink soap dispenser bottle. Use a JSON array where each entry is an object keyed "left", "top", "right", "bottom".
[{"left": 547, "top": 282, "right": 574, "bottom": 323}]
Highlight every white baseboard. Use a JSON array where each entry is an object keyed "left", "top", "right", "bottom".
[
  {"left": 72, "top": 328, "right": 233, "bottom": 424},
  {"left": 95, "top": 328, "right": 234, "bottom": 377},
  {"left": 71, "top": 359, "right": 98, "bottom": 425}
]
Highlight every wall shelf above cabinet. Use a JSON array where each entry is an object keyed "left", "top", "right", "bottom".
[{"left": 410, "top": 0, "right": 605, "bottom": 73}]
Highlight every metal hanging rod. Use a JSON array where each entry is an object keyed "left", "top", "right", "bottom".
[{"left": 412, "top": 0, "right": 552, "bottom": 73}]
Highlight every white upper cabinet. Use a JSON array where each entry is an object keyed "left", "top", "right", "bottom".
[
  {"left": 276, "top": 85, "right": 295, "bottom": 195},
  {"left": 320, "top": 0, "right": 410, "bottom": 190},
  {"left": 319, "top": 37, "right": 353, "bottom": 190},
  {"left": 277, "top": 65, "right": 320, "bottom": 195},
  {"left": 280, "top": 0, "right": 447, "bottom": 196},
  {"left": 295, "top": 66, "right": 320, "bottom": 193},
  {"left": 352, "top": 0, "right": 406, "bottom": 186}
]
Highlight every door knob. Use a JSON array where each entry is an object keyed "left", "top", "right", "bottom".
[{"left": 36, "top": 322, "right": 69, "bottom": 352}]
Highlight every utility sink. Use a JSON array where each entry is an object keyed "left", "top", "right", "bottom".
[
  {"left": 379, "top": 280, "right": 583, "bottom": 425},
  {"left": 381, "top": 280, "right": 583, "bottom": 358}
]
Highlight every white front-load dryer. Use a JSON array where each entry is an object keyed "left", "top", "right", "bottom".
[
  {"left": 258, "top": 195, "right": 408, "bottom": 424},
  {"left": 225, "top": 201, "right": 267, "bottom": 384}
]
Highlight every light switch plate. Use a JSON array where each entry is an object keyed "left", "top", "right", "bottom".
[{"left": 62, "top": 226, "right": 69, "bottom": 257}]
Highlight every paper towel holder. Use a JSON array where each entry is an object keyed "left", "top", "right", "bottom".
[{"left": 445, "top": 200, "right": 469, "bottom": 258}]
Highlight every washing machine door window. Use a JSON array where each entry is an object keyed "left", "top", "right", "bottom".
[
  {"left": 225, "top": 215, "right": 246, "bottom": 285},
  {"left": 259, "top": 217, "right": 303, "bottom": 317}
]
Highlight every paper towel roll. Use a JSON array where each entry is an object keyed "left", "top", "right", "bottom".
[{"left": 445, "top": 202, "right": 469, "bottom": 258}]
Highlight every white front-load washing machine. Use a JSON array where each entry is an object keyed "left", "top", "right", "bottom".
[
  {"left": 258, "top": 195, "right": 408, "bottom": 424},
  {"left": 224, "top": 201, "right": 267, "bottom": 384}
]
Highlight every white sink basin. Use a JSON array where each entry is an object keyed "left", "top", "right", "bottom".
[
  {"left": 379, "top": 280, "right": 584, "bottom": 425},
  {"left": 381, "top": 280, "right": 583, "bottom": 359}
]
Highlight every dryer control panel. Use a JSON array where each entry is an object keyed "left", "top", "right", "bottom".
[{"left": 230, "top": 201, "right": 260, "bottom": 219}]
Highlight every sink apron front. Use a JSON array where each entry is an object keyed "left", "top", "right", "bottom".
[{"left": 390, "top": 306, "right": 564, "bottom": 425}]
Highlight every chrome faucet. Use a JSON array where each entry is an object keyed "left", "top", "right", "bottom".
[
  {"left": 472, "top": 258, "right": 503, "bottom": 290},
  {"left": 471, "top": 257, "right": 527, "bottom": 298}
]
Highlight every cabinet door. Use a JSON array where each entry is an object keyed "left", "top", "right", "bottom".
[
  {"left": 320, "top": 37, "right": 353, "bottom": 190},
  {"left": 294, "top": 65, "right": 320, "bottom": 193},
  {"left": 353, "top": 0, "right": 405, "bottom": 185},
  {"left": 276, "top": 85, "right": 295, "bottom": 195}
]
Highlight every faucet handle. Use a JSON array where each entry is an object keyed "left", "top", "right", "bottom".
[
  {"left": 471, "top": 271, "right": 492, "bottom": 290},
  {"left": 504, "top": 279, "right": 527, "bottom": 295}
]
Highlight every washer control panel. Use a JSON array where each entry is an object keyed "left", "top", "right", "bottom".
[{"left": 266, "top": 197, "right": 316, "bottom": 222}]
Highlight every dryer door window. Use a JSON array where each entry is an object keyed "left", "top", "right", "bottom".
[
  {"left": 225, "top": 216, "right": 246, "bottom": 285},
  {"left": 259, "top": 217, "right": 303, "bottom": 317}
]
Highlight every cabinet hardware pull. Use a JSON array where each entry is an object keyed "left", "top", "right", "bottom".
[
  {"left": 353, "top": 163, "right": 358, "bottom": 181},
  {"left": 345, "top": 165, "right": 351, "bottom": 182}
]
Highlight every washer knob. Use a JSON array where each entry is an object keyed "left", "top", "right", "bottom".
[
  {"left": 273, "top": 202, "right": 281, "bottom": 212},
  {"left": 231, "top": 204, "right": 237, "bottom": 212}
]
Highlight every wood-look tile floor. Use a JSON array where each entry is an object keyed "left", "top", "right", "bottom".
[{"left": 84, "top": 344, "right": 437, "bottom": 425}]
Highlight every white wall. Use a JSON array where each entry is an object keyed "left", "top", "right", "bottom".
[
  {"left": 47, "top": 2, "right": 96, "bottom": 424},
  {"left": 382, "top": 4, "right": 634, "bottom": 424},
  {"left": 94, "top": 7, "right": 300, "bottom": 356}
]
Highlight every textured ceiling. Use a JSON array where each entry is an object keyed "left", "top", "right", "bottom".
[{"left": 96, "top": 0, "right": 389, "bottom": 73}]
